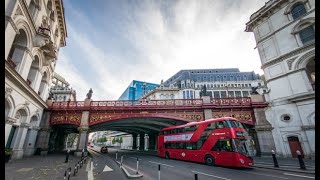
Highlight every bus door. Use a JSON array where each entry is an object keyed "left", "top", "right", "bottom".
[
  {"left": 158, "top": 136, "right": 164, "bottom": 156},
  {"left": 211, "top": 139, "right": 235, "bottom": 166}
]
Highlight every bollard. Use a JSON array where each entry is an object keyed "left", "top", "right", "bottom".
[
  {"left": 65, "top": 149, "right": 70, "bottom": 163},
  {"left": 194, "top": 173, "right": 198, "bottom": 180},
  {"left": 136, "top": 157, "right": 139, "bottom": 174},
  {"left": 271, "top": 150, "right": 279, "bottom": 168},
  {"left": 116, "top": 151, "right": 118, "bottom": 160},
  {"left": 74, "top": 165, "right": 77, "bottom": 176},
  {"left": 158, "top": 164, "right": 161, "bottom": 180},
  {"left": 82, "top": 148, "right": 84, "bottom": 159},
  {"left": 68, "top": 168, "right": 71, "bottom": 180},
  {"left": 120, "top": 156, "right": 123, "bottom": 168},
  {"left": 64, "top": 167, "right": 71, "bottom": 180},
  {"left": 296, "top": 150, "right": 306, "bottom": 170}
]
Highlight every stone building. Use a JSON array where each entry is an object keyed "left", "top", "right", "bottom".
[
  {"left": 49, "top": 72, "right": 76, "bottom": 102},
  {"left": 245, "top": 0, "right": 314, "bottom": 158},
  {"left": 143, "top": 68, "right": 266, "bottom": 100},
  {"left": 5, "top": 0, "right": 67, "bottom": 159}
]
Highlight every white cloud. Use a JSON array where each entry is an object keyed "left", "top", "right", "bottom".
[{"left": 58, "top": 0, "right": 266, "bottom": 100}]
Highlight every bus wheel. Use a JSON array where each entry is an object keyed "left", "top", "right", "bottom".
[
  {"left": 205, "top": 155, "right": 215, "bottom": 166},
  {"left": 165, "top": 152, "right": 170, "bottom": 159}
]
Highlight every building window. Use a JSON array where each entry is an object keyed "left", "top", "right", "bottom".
[
  {"left": 291, "top": 3, "right": 307, "bottom": 20},
  {"left": 242, "top": 91, "right": 249, "bottom": 97},
  {"left": 230, "top": 75, "right": 234, "bottom": 81},
  {"left": 299, "top": 26, "right": 315, "bottom": 45},
  {"left": 183, "top": 91, "right": 186, "bottom": 99},
  {"left": 217, "top": 76, "right": 221, "bottom": 81},
  {"left": 220, "top": 91, "right": 227, "bottom": 98},
  {"left": 243, "top": 75, "right": 247, "bottom": 80},
  {"left": 213, "top": 91, "right": 220, "bottom": 98}
]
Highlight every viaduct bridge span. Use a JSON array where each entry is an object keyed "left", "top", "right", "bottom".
[{"left": 36, "top": 96, "right": 268, "bottom": 156}]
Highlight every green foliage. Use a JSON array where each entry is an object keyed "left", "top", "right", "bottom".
[
  {"left": 118, "top": 136, "right": 123, "bottom": 144},
  {"left": 112, "top": 138, "right": 116, "bottom": 144},
  {"left": 97, "top": 137, "right": 107, "bottom": 143},
  {"left": 5, "top": 148, "right": 12, "bottom": 156}
]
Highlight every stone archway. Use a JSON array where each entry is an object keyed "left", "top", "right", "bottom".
[
  {"left": 305, "top": 58, "right": 315, "bottom": 90},
  {"left": 23, "top": 115, "right": 39, "bottom": 156},
  {"left": 7, "top": 29, "right": 28, "bottom": 72}
]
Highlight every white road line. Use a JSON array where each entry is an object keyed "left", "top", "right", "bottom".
[
  {"left": 245, "top": 172, "right": 289, "bottom": 179},
  {"left": 148, "top": 161, "right": 175, "bottom": 167},
  {"left": 191, "top": 170, "right": 231, "bottom": 180},
  {"left": 88, "top": 161, "right": 94, "bottom": 180},
  {"left": 283, "top": 173, "right": 315, "bottom": 179}
]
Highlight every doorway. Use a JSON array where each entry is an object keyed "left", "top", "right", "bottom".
[{"left": 288, "top": 136, "right": 304, "bottom": 158}]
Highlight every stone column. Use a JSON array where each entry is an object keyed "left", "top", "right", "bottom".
[
  {"left": 132, "top": 134, "right": 137, "bottom": 150},
  {"left": 35, "top": 111, "right": 51, "bottom": 155},
  {"left": 11, "top": 123, "right": 30, "bottom": 159},
  {"left": 75, "top": 109, "right": 90, "bottom": 156},
  {"left": 202, "top": 96, "right": 213, "bottom": 120},
  {"left": 139, "top": 133, "right": 145, "bottom": 151},
  {"left": 252, "top": 95, "right": 276, "bottom": 157},
  {"left": 148, "top": 133, "right": 157, "bottom": 151}
]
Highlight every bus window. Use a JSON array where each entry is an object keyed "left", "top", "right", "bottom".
[
  {"left": 216, "top": 121, "right": 228, "bottom": 129},
  {"left": 226, "top": 120, "right": 244, "bottom": 128},
  {"left": 177, "top": 142, "right": 185, "bottom": 149},
  {"left": 206, "top": 122, "right": 217, "bottom": 130},
  {"left": 186, "top": 142, "right": 197, "bottom": 150},
  {"left": 212, "top": 139, "right": 233, "bottom": 152},
  {"left": 185, "top": 125, "right": 198, "bottom": 132},
  {"left": 171, "top": 129, "right": 177, "bottom": 134},
  {"left": 159, "top": 131, "right": 164, "bottom": 135}
]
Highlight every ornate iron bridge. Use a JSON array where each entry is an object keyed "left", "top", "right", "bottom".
[{"left": 47, "top": 98, "right": 267, "bottom": 127}]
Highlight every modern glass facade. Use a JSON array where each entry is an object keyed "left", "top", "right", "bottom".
[{"left": 118, "top": 80, "right": 159, "bottom": 100}]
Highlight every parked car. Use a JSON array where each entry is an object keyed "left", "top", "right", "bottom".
[{"left": 101, "top": 146, "right": 108, "bottom": 153}]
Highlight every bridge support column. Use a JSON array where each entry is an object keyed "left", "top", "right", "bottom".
[
  {"left": 35, "top": 111, "right": 51, "bottom": 155},
  {"left": 148, "top": 133, "right": 157, "bottom": 151},
  {"left": 75, "top": 110, "right": 90, "bottom": 157},
  {"left": 132, "top": 134, "right": 137, "bottom": 150},
  {"left": 75, "top": 128, "right": 89, "bottom": 156},
  {"left": 139, "top": 133, "right": 145, "bottom": 151},
  {"left": 202, "top": 96, "right": 213, "bottom": 120}
]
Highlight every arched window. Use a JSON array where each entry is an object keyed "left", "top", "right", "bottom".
[
  {"left": 7, "top": 29, "right": 28, "bottom": 72},
  {"left": 305, "top": 58, "right": 315, "bottom": 90},
  {"left": 291, "top": 3, "right": 307, "bottom": 20},
  {"left": 298, "top": 26, "right": 315, "bottom": 45},
  {"left": 47, "top": 0, "right": 53, "bottom": 11},
  {"left": 292, "top": 18, "right": 315, "bottom": 46},
  {"left": 27, "top": 56, "right": 40, "bottom": 88},
  {"left": 28, "top": 0, "right": 40, "bottom": 21},
  {"left": 50, "top": 10, "right": 55, "bottom": 21},
  {"left": 216, "top": 75, "right": 221, "bottom": 82}
]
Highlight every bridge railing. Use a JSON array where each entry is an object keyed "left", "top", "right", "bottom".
[
  {"left": 210, "top": 97, "right": 251, "bottom": 106},
  {"left": 90, "top": 99, "right": 203, "bottom": 108},
  {"left": 51, "top": 101, "right": 85, "bottom": 109},
  {"left": 49, "top": 98, "right": 252, "bottom": 109}
]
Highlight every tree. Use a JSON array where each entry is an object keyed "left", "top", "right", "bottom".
[
  {"left": 112, "top": 138, "right": 116, "bottom": 144},
  {"left": 118, "top": 136, "right": 123, "bottom": 147}
]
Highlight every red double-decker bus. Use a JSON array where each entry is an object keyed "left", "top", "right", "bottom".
[{"left": 157, "top": 117, "right": 254, "bottom": 168}]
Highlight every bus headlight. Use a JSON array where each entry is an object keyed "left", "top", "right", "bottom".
[{"left": 240, "top": 159, "right": 244, "bottom": 164}]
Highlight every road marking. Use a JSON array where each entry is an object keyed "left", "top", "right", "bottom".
[
  {"left": 191, "top": 170, "right": 231, "bottom": 180},
  {"left": 148, "top": 161, "right": 174, "bottom": 167},
  {"left": 88, "top": 161, "right": 94, "bottom": 180},
  {"left": 255, "top": 162, "right": 314, "bottom": 168},
  {"left": 245, "top": 172, "right": 288, "bottom": 179},
  {"left": 103, "top": 165, "right": 113, "bottom": 172},
  {"left": 283, "top": 173, "right": 315, "bottom": 179}
]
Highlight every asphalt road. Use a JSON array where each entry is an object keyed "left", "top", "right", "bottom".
[{"left": 90, "top": 148, "right": 315, "bottom": 180}]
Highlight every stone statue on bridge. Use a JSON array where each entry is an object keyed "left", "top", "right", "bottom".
[
  {"left": 251, "top": 86, "right": 259, "bottom": 95},
  {"left": 200, "top": 85, "right": 208, "bottom": 97},
  {"left": 86, "top": 88, "right": 93, "bottom": 99}
]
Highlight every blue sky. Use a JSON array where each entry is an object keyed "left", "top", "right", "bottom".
[{"left": 55, "top": 0, "right": 266, "bottom": 100}]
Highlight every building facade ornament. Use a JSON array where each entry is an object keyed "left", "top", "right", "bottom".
[
  {"left": 286, "top": 58, "right": 297, "bottom": 70},
  {"left": 6, "top": 117, "right": 17, "bottom": 125},
  {"left": 5, "top": 16, "right": 19, "bottom": 33},
  {"left": 13, "top": 5, "right": 23, "bottom": 20},
  {"left": 5, "top": 86, "right": 13, "bottom": 98},
  {"left": 20, "top": 122, "right": 30, "bottom": 128}
]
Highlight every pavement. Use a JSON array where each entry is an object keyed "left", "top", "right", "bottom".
[
  {"left": 4, "top": 149, "right": 316, "bottom": 180},
  {"left": 118, "top": 149, "right": 316, "bottom": 174},
  {"left": 5, "top": 153, "right": 90, "bottom": 180}
]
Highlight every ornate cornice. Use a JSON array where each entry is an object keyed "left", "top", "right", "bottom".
[
  {"left": 301, "top": 125, "right": 315, "bottom": 130},
  {"left": 6, "top": 117, "right": 17, "bottom": 125},
  {"left": 5, "top": 15, "right": 19, "bottom": 33},
  {"left": 261, "top": 42, "right": 314, "bottom": 69},
  {"left": 255, "top": 124, "right": 274, "bottom": 131},
  {"left": 20, "top": 122, "right": 31, "bottom": 128}
]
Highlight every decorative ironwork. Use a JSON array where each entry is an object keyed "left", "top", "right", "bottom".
[
  {"left": 212, "top": 112, "right": 253, "bottom": 124},
  {"left": 210, "top": 97, "right": 251, "bottom": 106},
  {"left": 50, "top": 114, "right": 81, "bottom": 125}
]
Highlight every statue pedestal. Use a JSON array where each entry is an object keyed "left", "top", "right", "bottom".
[
  {"left": 84, "top": 98, "right": 92, "bottom": 106},
  {"left": 251, "top": 95, "right": 265, "bottom": 102}
]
